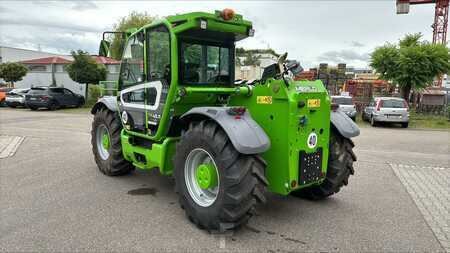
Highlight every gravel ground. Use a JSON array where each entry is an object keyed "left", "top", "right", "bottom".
[{"left": 0, "top": 107, "right": 448, "bottom": 252}]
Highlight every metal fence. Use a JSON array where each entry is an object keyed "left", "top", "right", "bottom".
[{"left": 99, "top": 81, "right": 118, "bottom": 97}]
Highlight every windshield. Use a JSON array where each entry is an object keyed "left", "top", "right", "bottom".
[
  {"left": 332, "top": 97, "right": 353, "bottom": 105},
  {"left": 382, "top": 99, "right": 406, "bottom": 108},
  {"left": 180, "top": 41, "right": 232, "bottom": 85}
]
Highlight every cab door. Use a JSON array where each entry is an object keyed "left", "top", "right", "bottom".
[
  {"left": 144, "top": 25, "right": 171, "bottom": 136},
  {"left": 118, "top": 32, "right": 147, "bottom": 133}
]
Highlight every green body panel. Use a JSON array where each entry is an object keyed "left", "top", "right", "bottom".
[
  {"left": 228, "top": 80, "right": 330, "bottom": 195},
  {"left": 103, "top": 10, "right": 331, "bottom": 195},
  {"left": 121, "top": 131, "right": 178, "bottom": 175}
]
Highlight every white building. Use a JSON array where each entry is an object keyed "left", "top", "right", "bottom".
[
  {"left": 235, "top": 53, "right": 278, "bottom": 80},
  {"left": 0, "top": 46, "right": 120, "bottom": 97}
]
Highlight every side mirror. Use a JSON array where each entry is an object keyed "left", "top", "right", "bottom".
[
  {"left": 277, "top": 52, "right": 288, "bottom": 73},
  {"left": 98, "top": 40, "right": 110, "bottom": 57},
  {"left": 286, "top": 60, "right": 303, "bottom": 76}
]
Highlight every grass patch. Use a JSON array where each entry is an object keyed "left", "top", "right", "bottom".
[
  {"left": 408, "top": 111, "right": 450, "bottom": 129},
  {"left": 56, "top": 106, "right": 91, "bottom": 114}
]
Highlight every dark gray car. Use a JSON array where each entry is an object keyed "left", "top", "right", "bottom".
[
  {"left": 362, "top": 97, "right": 409, "bottom": 128},
  {"left": 25, "top": 87, "right": 85, "bottom": 110}
]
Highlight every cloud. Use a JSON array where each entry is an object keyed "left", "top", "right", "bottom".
[
  {"left": 71, "top": 1, "right": 98, "bottom": 11},
  {"left": 1, "top": 32, "right": 98, "bottom": 55},
  {"left": 350, "top": 41, "right": 365, "bottom": 47},
  {"left": 31, "top": 1, "right": 57, "bottom": 7},
  {"left": 0, "top": 6, "right": 8, "bottom": 13},
  {"left": 317, "top": 49, "right": 370, "bottom": 63},
  {"left": 0, "top": 16, "right": 104, "bottom": 33}
]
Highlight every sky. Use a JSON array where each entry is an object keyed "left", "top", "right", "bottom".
[{"left": 0, "top": 0, "right": 438, "bottom": 69}]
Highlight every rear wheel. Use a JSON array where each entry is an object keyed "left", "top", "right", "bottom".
[
  {"left": 29, "top": 106, "right": 38, "bottom": 111},
  {"left": 91, "top": 108, "right": 134, "bottom": 176},
  {"left": 370, "top": 115, "right": 377, "bottom": 126},
  {"left": 174, "top": 120, "right": 268, "bottom": 232},
  {"left": 291, "top": 128, "right": 356, "bottom": 200}
]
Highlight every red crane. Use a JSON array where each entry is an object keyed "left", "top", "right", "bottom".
[{"left": 397, "top": 0, "right": 449, "bottom": 86}]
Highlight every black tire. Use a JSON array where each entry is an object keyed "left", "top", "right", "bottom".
[
  {"left": 370, "top": 115, "right": 377, "bottom": 127},
  {"left": 77, "top": 98, "right": 85, "bottom": 108},
  {"left": 401, "top": 122, "right": 409, "bottom": 128},
  {"left": 291, "top": 128, "right": 356, "bottom": 200},
  {"left": 48, "top": 101, "right": 58, "bottom": 111},
  {"left": 174, "top": 120, "right": 268, "bottom": 232},
  {"left": 29, "top": 106, "right": 38, "bottom": 111},
  {"left": 91, "top": 108, "right": 134, "bottom": 176},
  {"left": 9, "top": 105, "right": 17, "bottom": 108}
]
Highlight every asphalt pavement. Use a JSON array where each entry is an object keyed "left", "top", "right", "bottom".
[{"left": 0, "top": 107, "right": 448, "bottom": 252}]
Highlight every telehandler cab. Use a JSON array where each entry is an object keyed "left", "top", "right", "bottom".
[{"left": 91, "top": 9, "right": 360, "bottom": 232}]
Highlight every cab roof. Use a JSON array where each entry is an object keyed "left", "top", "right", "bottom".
[{"left": 137, "top": 10, "right": 253, "bottom": 42}]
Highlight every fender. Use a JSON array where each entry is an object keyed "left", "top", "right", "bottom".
[
  {"left": 90, "top": 96, "right": 117, "bottom": 114},
  {"left": 181, "top": 107, "right": 271, "bottom": 155},
  {"left": 330, "top": 110, "right": 360, "bottom": 138}
]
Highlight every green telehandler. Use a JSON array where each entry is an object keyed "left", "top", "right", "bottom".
[{"left": 91, "top": 9, "right": 360, "bottom": 232}]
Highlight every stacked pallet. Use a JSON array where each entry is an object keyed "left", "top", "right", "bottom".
[
  {"left": 294, "top": 69, "right": 317, "bottom": 81},
  {"left": 317, "top": 63, "right": 330, "bottom": 92},
  {"left": 343, "top": 79, "right": 391, "bottom": 112}
]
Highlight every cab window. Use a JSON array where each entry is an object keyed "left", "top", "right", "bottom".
[
  {"left": 180, "top": 41, "right": 232, "bottom": 85},
  {"left": 120, "top": 33, "right": 145, "bottom": 88},
  {"left": 148, "top": 26, "right": 171, "bottom": 83}
]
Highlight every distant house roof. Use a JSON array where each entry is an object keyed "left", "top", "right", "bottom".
[
  {"left": 20, "top": 56, "right": 72, "bottom": 64},
  {"left": 92, "top": 56, "right": 120, "bottom": 64},
  {"left": 20, "top": 56, "right": 120, "bottom": 65}
]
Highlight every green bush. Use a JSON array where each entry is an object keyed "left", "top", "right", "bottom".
[{"left": 85, "top": 85, "right": 100, "bottom": 107}]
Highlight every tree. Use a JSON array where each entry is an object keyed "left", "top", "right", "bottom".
[
  {"left": 109, "top": 11, "right": 155, "bottom": 60},
  {"left": 370, "top": 33, "right": 450, "bottom": 102},
  {"left": 243, "top": 53, "right": 261, "bottom": 66},
  {"left": 0, "top": 62, "right": 28, "bottom": 87},
  {"left": 66, "top": 50, "right": 107, "bottom": 99}
]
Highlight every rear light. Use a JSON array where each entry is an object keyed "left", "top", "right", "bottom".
[
  {"left": 331, "top": 103, "right": 339, "bottom": 112},
  {"left": 227, "top": 106, "right": 246, "bottom": 116},
  {"left": 221, "top": 8, "right": 235, "bottom": 20},
  {"left": 40, "top": 96, "right": 50, "bottom": 101},
  {"left": 375, "top": 100, "right": 382, "bottom": 111}
]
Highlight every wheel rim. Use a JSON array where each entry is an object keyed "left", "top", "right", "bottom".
[
  {"left": 184, "top": 148, "right": 219, "bottom": 207},
  {"left": 96, "top": 124, "right": 110, "bottom": 160}
]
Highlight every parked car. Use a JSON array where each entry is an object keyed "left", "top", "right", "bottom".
[
  {"left": 0, "top": 87, "right": 14, "bottom": 107},
  {"left": 362, "top": 97, "right": 409, "bottom": 128},
  {"left": 25, "top": 87, "right": 85, "bottom": 110},
  {"left": 331, "top": 95, "right": 357, "bottom": 121},
  {"left": 5, "top": 88, "right": 30, "bottom": 108}
]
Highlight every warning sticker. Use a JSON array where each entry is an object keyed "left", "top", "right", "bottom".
[
  {"left": 307, "top": 99, "right": 321, "bottom": 108},
  {"left": 257, "top": 96, "right": 272, "bottom": 104}
]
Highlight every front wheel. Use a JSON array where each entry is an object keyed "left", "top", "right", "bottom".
[
  {"left": 291, "top": 128, "right": 356, "bottom": 200},
  {"left": 91, "top": 108, "right": 134, "bottom": 176},
  {"left": 401, "top": 122, "right": 409, "bottom": 128},
  {"left": 48, "top": 101, "right": 58, "bottom": 111},
  {"left": 174, "top": 120, "right": 268, "bottom": 232},
  {"left": 77, "top": 98, "right": 85, "bottom": 108}
]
